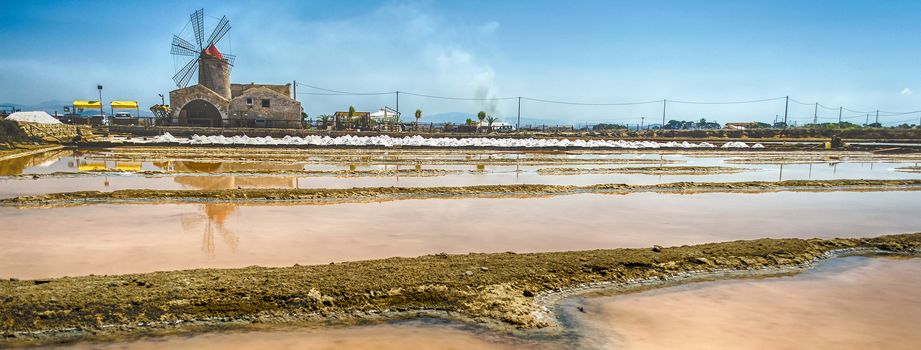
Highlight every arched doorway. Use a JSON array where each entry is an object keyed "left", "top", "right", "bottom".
[{"left": 179, "top": 100, "right": 222, "bottom": 127}]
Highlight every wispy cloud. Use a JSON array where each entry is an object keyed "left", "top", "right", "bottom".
[{"left": 901, "top": 88, "right": 913, "bottom": 95}]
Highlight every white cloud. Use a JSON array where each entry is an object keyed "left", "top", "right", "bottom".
[{"left": 901, "top": 88, "right": 913, "bottom": 95}]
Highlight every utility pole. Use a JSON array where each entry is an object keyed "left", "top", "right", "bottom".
[
  {"left": 838, "top": 107, "right": 842, "bottom": 128},
  {"left": 661, "top": 99, "right": 667, "bottom": 127},
  {"left": 516, "top": 97, "right": 521, "bottom": 132},
  {"left": 293, "top": 80, "right": 297, "bottom": 101},
  {"left": 865, "top": 114, "right": 869, "bottom": 126},
  {"left": 97, "top": 84, "right": 104, "bottom": 124},
  {"left": 640, "top": 116, "right": 645, "bottom": 130},
  {"left": 783, "top": 95, "right": 789, "bottom": 127},
  {"left": 395, "top": 91, "right": 399, "bottom": 118},
  {"left": 813, "top": 103, "right": 818, "bottom": 125},
  {"left": 875, "top": 110, "right": 879, "bottom": 125}
]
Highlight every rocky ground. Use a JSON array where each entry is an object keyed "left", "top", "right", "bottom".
[{"left": 3, "top": 179, "right": 920, "bottom": 207}]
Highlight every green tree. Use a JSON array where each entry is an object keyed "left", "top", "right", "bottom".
[
  {"left": 476, "top": 111, "right": 486, "bottom": 131},
  {"left": 414, "top": 109, "right": 422, "bottom": 132},
  {"left": 485, "top": 115, "right": 498, "bottom": 133}
]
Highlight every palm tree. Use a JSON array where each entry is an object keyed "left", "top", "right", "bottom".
[
  {"left": 477, "top": 111, "right": 486, "bottom": 132},
  {"left": 319, "top": 114, "right": 331, "bottom": 129},
  {"left": 485, "top": 115, "right": 498, "bottom": 133},
  {"left": 415, "top": 109, "right": 422, "bottom": 132}
]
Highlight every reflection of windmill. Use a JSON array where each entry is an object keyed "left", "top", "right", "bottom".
[
  {"left": 170, "top": 8, "right": 235, "bottom": 89},
  {"left": 180, "top": 204, "right": 240, "bottom": 257}
]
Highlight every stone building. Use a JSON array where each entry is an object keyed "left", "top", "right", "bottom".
[{"left": 167, "top": 46, "right": 302, "bottom": 128}]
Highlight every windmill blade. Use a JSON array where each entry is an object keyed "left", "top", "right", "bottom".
[
  {"left": 206, "top": 15, "right": 230, "bottom": 48},
  {"left": 190, "top": 8, "right": 205, "bottom": 50},
  {"left": 172, "top": 57, "right": 199, "bottom": 88},
  {"left": 224, "top": 54, "right": 236, "bottom": 73},
  {"left": 170, "top": 35, "right": 198, "bottom": 56}
]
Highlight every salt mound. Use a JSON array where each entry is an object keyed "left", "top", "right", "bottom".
[
  {"left": 152, "top": 132, "right": 179, "bottom": 143},
  {"left": 752, "top": 143, "right": 765, "bottom": 148},
  {"left": 178, "top": 134, "right": 721, "bottom": 149},
  {"left": 6, "top": 111, "right": 62, "bottom": 125},
  {"left": 721, "top": 141, "right": 749, "bottom": 148}
]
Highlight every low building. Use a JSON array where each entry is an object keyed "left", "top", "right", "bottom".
[
  {"left": 725, "top": 122, "right": 769, "bottom": 130},
  {"left": 165, "top": 45, "right": 303, "bottom": 128}
]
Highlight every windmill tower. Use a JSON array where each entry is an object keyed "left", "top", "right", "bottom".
[{"left": 170, "top": 9, "right": 235, "bottom": 99}]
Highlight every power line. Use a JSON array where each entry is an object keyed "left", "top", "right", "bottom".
[
  {"left": 295, "top": 82, "right": 394, "bottom": 96},
  {"left": 401, "top": 91, "right": 516, "bottom": 101},
  {"left": 521, "top": 97, "right": 661, "bottom": 106},
  {"left": 667, "top": 97, "right": 785, "bottom": 105},
  {"left": 294, "top": 82, "right": 921, "bottom": 120}
]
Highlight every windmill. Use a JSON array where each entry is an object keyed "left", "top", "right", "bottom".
[{"left": 170, "top": 8, "right": 235, "bottom": 89}]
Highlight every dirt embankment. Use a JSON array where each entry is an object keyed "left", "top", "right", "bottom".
[
  {"left": 4, "top": 179, "right": 921, "bottom": 207},
  {"left": 1, "top": 234, "right": 919, "bottom": 347},
  {"left": 536, "top": 166, "right": 751, "bottom": 175},
  {"left": 896, "top": 166, "right": 921, "bottom": 174}
]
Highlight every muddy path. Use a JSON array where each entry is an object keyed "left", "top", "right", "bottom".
[
  {"left": 4, "top": 179, "right": 921, "bottom": 207},
  {"left": 1, "top": 233, "right": 919, "bottom": 347}
]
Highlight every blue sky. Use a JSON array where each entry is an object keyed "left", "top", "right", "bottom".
[{"left": 1, "top": 0, "right": 920, "bottom": 125}]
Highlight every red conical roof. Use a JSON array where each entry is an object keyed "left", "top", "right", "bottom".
[{"left": 203, "top": 44, "right": 224, "bottom": 60}]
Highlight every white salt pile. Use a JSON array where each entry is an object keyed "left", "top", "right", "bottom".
[
  {"left": 721, "top": 141, "right": 750, "bottom": 148},
  {"left": 5, "top": 111, "right": 62, "bottom": 125},
  {"left": 152, "top": 132, "right": 179, "bottom": 143},
  {"left": 177, "top": 134, "right": 720, "bottom": 149},
  {"left": 752, "top": 143, "right": 765, "bottom": 148}
]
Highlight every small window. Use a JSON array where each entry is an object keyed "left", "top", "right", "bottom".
[
  {"left": 261, "top": 99, "right": 270, "bottom": 108},
  {"left": 245, "top": 98, "right": 253, "bottom": 105}
]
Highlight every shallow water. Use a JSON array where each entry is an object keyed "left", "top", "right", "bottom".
[
  {"left": 1, "top": 149, "right": 920, "bottom": 198},
  {"left": 567, "top": 256, "right": 921, "bottom": 350},
  {"left": 35, "top": 321, "right": 556, "bottom": 350},
  {"left": 2, "top": 191, "right": 919, "bottom": 279}
]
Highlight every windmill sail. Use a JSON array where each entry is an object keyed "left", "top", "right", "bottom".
[
  {"left": 190, "top": 8, "right": 205, "bottom": 50},
  {"left": 170, "top": 35, "right": 198, "bottom": 56},
  {"left": 207, "top": 16, "right": 230, "bottom": 49},
  {"left": 172, "top": 57, "right": 198, "bottom": 88},
  {"left": 171, "top": 8, "right": 233, "bottom": 88}
]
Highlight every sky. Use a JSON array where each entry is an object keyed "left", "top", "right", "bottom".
[{"left": 1, "top": 0, "right": 920, "bottom": 125}]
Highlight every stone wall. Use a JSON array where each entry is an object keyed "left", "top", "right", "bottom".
[
  {"left": 227, "top": 86, "right": 302, "bottom": 128},
  {"left": 13, "top": 122, "right": 95, "bottom": 142},
  {"left": 231, "top": 83, "right": 290, "bottom": 98},
  {"left": 169, "top": 84, "right": 230, "bottom": 126}
]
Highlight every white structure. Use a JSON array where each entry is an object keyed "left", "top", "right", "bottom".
[
  {"left": 370, "top": 107, "right": 400, "bottom": 122},
  {"left": 5, "top": 111, "right": 62, "bottom": 125},
  {"left": 477, "top": 121, "right": 515, "bottom": 132}
]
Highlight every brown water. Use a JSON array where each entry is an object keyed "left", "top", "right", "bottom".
[
  {"left": 36, "top": 322, "right": 555, "bottom": 350},
  {"left": 568, "top": 256, "right": 921, "bottom": 350},
  {"left": 2, "top": 191, "right": 919, "bottom": 279}
]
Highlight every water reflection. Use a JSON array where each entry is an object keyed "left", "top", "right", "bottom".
[
  {"left": 173, "top": 175, "right": 296, "bottom": 190},
  {"left": 36, "top": 322, "right": 551, "bottom": 350},
  {"left": 180, "top": 204, "right": 240, "bottom": 257},
  {"left": 0, "top": 149, "right": 69, "bottom": 175},
  {"left": 2, "top": 191, "right": 920, "bottom": 279},
  {"left": 568, "top": 256, "right": 921, "bottom": 350}
]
